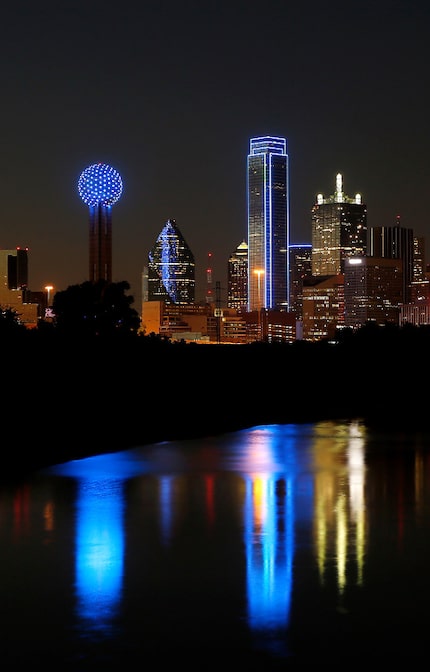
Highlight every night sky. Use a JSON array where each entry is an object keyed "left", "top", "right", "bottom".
[{"left": 1, "top": 0, "right": 429, "bottom": 307}]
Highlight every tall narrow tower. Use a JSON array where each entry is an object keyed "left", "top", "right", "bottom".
[
  {"left": 78, "top": 162, "right": 123, "bottom": 283},
  {"left": 227, "top": 240, "right": 248, "bottom": 311},
  {"left": 247, "top": 136, "right": 289, "bottom": 312},
  {"left": 206, "top": 252, "right": 214, "bottom": 304}
]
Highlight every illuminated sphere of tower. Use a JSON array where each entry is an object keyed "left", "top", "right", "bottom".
[{"left": 78, "top": 162, "right": 123, "bottom": 207}]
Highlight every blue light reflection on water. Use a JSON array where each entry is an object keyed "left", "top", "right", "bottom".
[
  {"left": 244, "top": 475, "right": 294, "bottom": 629},
  {"left": 43, "top": 421, "right": 366, "bottom": 658},
  {"left": 159, "top": 476, "right": 174, "bottom": 546},
  {"left": 49, "top": 451, "right": 150, "bottom": 638},
  {"left": 240, "top": 425, "right": 308, "bottom": 658},
  {"left": 74, "top": 478, "right": 124, "bottom": 632}
]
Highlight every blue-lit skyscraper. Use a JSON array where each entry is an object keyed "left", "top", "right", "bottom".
[
  {"left": 147, "top": 218, "right": 195, "bottom": 305},
  {"left": 247, "top": 136, "right": 290, "bottom": 311}
]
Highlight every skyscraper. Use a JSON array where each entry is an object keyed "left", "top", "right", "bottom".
[
  {"left": 78, "top": 162, "right": 123, "bottom": 283},
  {"left": 247, "top": 136, "right": 290, "bottom": 311},
  {"left": 344, "top": 256, "right": 403, "bottom": 328},
  {"left": 227, "top": 240, "right": 248, "bottom": 311},
  {"left": 0, "top": 247, "right": 28, "bottom": 291},
  {"left": 0, "top": 247, "right": 39, "bottom": 327},
  {"left": 367, "top": 216, "right": 414, "bottom": 303},
  {"left": 289, "top": 244, "right": 312, "bottom": 319},
  {"left": 311, "top": 173, "right": 367, "bottom": 276},
  {"left": 147, "top": 218, "right": 195, "bottom": 305}
]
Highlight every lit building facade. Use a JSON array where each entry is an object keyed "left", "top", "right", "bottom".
[
  {"left": 227, "top": 240, "right": 248, "bottom": 311},
  {"left": 344, "top": 256, "right": 403, "bottom": 328},
  {"left": 302, "top": 274, "right": 345, "bottom": 341},
  {"left": 289, "top": 244, "right": 312, "bottom": 319},
  {"left": 247, "top": 136, "right": 289, "bottom": 312},
  {"left": 0, "top": 247, "right": 39, "bottom": 327},
  {"left": 367, "top": 217, "right": 414, "bottom": 303},
  {"left": 400, "top": 302, "right": 430, "bottom": 326},
  {"left": 311, "top": 173, "right": 367, "bottom": 276},
  {"left": 0, "top": 247, "right": 28, "bottom": 293},
  {"left": 413, "top": 236, "right": 426, "bottom": 282},
  {"left": 147, "top": 219, "right": 195, "bottom": 305}
]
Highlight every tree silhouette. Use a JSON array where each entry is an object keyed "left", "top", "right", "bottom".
[
  {"left": 0, "top": 307, "right": 27, "bottom": 337},
  {"left": 52, "top": 280, "right": 141, "bottom": 338}
]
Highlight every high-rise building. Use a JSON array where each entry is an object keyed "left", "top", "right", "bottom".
[
  {"left": 247, "top": 136, "right": 289, "bottom": 311},
  {"left": 409, "top": 236, "right": 429, "bottom": 304},
  {"left": 413, "top": 236, "right": 426, "bottom": 282},
  {"left": 147, "top": 218, "right": 195, "bottom": 305},
  {"left": 0, "top": 247, "right": 39, "bottom": 327},
  {"left": 206, "top": 252, "right": 214, "bottom": 304},
  {"left": 311, "top": 173, "right": 367, "bottom": 276},
  {"left": 302, "top": 274, "right": 345, "bottom": 341},
  {"left": 227, "top": 240, "right": 248, "bottom": 311},
  {"left": 0, "top": 247, "right": 28, "bottom": 292},
  {"left": 78, "top": 162, "right": 123, "bottom": 283},
  {"left": 344, "top": 256, "right": 403, "bottom": 328},
  {"left": 367, "top": 217, "right": 414, "bottom": 303},
  {"left": 289, "top": 244, "right": 312, "bottom": 319}
]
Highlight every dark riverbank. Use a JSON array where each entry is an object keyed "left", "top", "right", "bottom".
[{"left": 4, "top": 327, "right": 428, "bottom": 479}]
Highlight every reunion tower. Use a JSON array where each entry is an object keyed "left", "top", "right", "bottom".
[{"left": 78, "top": 162, "right": 123, "bottom": 283}]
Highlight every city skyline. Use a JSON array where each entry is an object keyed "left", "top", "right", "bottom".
[{"left": 0, "top": 1, "right": 428, "bottom": 309}]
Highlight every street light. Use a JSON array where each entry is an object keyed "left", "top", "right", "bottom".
[{"left": 253, "top": 269, "right": 264, "bottom": 340}]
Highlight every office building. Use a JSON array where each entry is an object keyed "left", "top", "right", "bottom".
[
  {"left": 289, "top": 244, "right": 312, "bottom": 319},
  {"left": 147, "top": 218, "right": 195, "bottom": 305},
  {"left": 227, "top": 240, "right": 248, "bottom": 311},
  {"left": 78, "top": 162, "right": 123, "bottom": 283},
  {"left": 0, "top": 247, "right": 39, "bottom": 327},
  {"left": 311, "top": 173, "right": 367, "bottom": 276},
  {"left": 0, "top": 247, "right": 28, "bottom": 293},
  {"left": 344, "top": 256, "right": 403, "bottom": 328},
  {"left": 205, "top": 252, "right": 214, "bottom": 304},
  {"left": 0, "top": 247, "right": 29, "bottom": 308},
  {"left": 402, "top": 235, "right": 428, "bottom": 310},
  {"left": 413, "top": 236, "right": 426, "bottom": 282},
  {"left": 247, "top": 136, "right": 289, "bottom": 311},
  {"left": 400, "top": 303, "right": 430, "bottom": 326},
  {"left": 367, "top": 217, "right": 414, "bottom": 303},
  {"left": 302, "top": 274, "right": 345, "bottom": 341}
]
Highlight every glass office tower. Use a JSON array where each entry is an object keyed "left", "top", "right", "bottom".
[
  {"left": 247, "top": 136, "right": 290, "bottom": 311},
  {"left": 367, "top": 216, "right": 414, "bottom": 303},
  {"left": 311, "top": 173, "right": 367, "bottom": 276},
  {"left": 289, "top": 244, "right": 312, "bottom": 319},
  {"left": 147, "top": 218, "right": 195, "bottom": 305},
  {"left": 227, "top": 240, "right": 248, "bottom": 311}
]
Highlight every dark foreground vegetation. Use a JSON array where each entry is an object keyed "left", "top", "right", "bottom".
[{"left": 2, "top": 280, "right": 430, "bottom": 478}]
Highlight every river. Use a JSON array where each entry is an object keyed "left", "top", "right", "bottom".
[{"left": 0, "top": 419, "right": 428, "bottom": 667}]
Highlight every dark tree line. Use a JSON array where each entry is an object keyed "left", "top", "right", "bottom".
[
  {"left": 52, "top": 280, "right": 141, "bottom": 337},
  {"left": 1, "top": 281, "right": 430, "bottom": 479}
]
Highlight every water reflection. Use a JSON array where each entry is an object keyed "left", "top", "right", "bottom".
[
  {"left": 74, "top": 478, "right": 124, "bottom": 632},
  {"left": 242, "top": 428, "right": 296, "bottom": 640},
  {"left": 3, "top": 419, "right": 430, "bottom": 664},
  {"left": 51, "top": 422, "right": 367, "bottom": 649},
  {"left": 244, "top": 476, "right": 294, "bottom": 647},
  {"left": 312, "top": 421, "right": 367, "bottom": 598},
  {"left": 159, "top": 476, "right": 174, "bottom": 545},
  {"left": 48, "top": 451, "right": 149, "bottom": 646}
]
